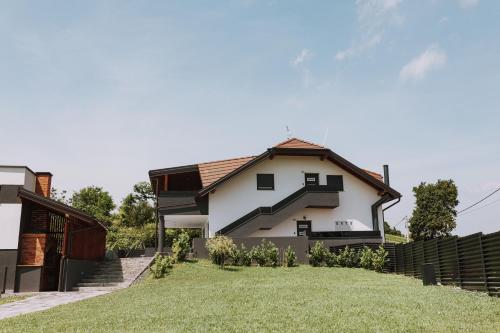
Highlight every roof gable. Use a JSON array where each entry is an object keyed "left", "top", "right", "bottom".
[{"left": 274, "top": 138, "right": 325, "bottom": 149}]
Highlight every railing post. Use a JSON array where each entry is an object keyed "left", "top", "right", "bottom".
[{"left": 477, "top": 234, "right": 489, "bottom": 295}]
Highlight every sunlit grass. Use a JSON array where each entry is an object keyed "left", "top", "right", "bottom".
[{"left": 1, "top": 261, "right": 499, "bottom": 332}]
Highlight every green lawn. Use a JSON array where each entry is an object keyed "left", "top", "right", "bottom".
[
  {"left": 386, "top": 233, "right": 407, "bottom": 243},
  {"left": 0, "top": 295, "right": 29, "bottom": 306},
  {"left": 1, "top": 261, "right": 499, "bottom": 333}
]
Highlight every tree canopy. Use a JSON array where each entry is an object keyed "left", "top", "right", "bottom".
[
  {"left": 408, "top": 179, "right": 459, "bottom": 241},
  {"left": 71, "top": 186, "right": 115, "bottom": 225},
  {"left": 117, "top": 182, "right": 155, "bottom": 227}
]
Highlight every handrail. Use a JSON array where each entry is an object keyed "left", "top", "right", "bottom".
[{"left": 217, "top": 185, "right": 339, "bottom": 235}]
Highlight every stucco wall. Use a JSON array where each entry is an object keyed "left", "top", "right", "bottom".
[
  {"left": 0, "top": 167, "right": 34, "bottom": 250},
  {"left": 208, "top": 156, "right": 384, "bottom": 237}
]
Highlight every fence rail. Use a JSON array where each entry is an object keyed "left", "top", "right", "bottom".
[{"left": 391, "top": 231, "right": 500, "bottom": 297}]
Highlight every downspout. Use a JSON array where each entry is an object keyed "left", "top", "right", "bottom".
[
  {"left": 371, "top": 194, "right": 392, "bottom": 231},
  {"left": 371, "top": 164, "right": 401, "bottom": 231}
]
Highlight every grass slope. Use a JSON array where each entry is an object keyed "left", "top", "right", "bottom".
[
  {"left": 385, "top": 233, "right": 407, "bottom": 243},
  {"left": 1, "top": 261, "right": 499, "bottom": 333}
]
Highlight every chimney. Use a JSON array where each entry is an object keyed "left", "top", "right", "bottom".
[
  {"left": 383, "top": 165, "right": 390, "bottom": 186},
  {"left": 35, "top": 172, "right": 53, "bottom": 198}
]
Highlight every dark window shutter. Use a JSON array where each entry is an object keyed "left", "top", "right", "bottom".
[
  {"left": 257, "top": 174, "right": 275, "bottom": 190},
  {"left": 327, "top": 175, "right": 344, "bottom": 191}
]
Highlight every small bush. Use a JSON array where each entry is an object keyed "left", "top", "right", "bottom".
[
  {"left": 359, "top": 246, "right": 375, "bottom": 270},
  {"left": 324, "top": 251, "right": 337, "bottom": 267},
  {"left": 230, "top": 244, "right": 252, "bottom": 266},
  {"left": 309, "top": 241, "right": 328, "bottom": 267},
  {"left": 172, "top": 231, "right": 191, "bottom": 262},
  {"left": 206, "top": 235, "right": 236, "bottom": 269},
  {"left": 336, "top": 246, "right": 359, "bottom": 268},
  {"left": 240, "top": 244, "right": 252, "bottom": 266},
  {"left": 371, "top": 245, "right": 388, "bottom": 272},
  {"left": 283, "top": 246, "right": 297, "bottom": 267},
  {"left": 150, "top": 254, "right": 174, "bottom": 279},
  {"left": 251, "top": 240, "right": 279, "bottom": 267}
]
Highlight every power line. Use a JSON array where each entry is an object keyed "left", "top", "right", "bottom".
[
  {"left": 458, "top": 197, "right": 500, "bottom": 217},
  {"left": 457, "top": 187, "right": 500, "bottom": 214},
  {"left": 394, "top": 215, "right": 407, "bottom": 228}
]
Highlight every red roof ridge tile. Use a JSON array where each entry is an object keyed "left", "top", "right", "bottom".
[{"left": 274, "top": 137, "right": 325, "bottom": 149}]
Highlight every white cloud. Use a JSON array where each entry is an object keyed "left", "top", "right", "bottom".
[
  {"left": 336, "top": 0, "right": 403, "bottom": 61},
  {"left": 439, "top": 16, "right": 449, "bottom": 24},
  {"left": 336, "top": 33, "right": 382, "bottom": 61},
  {"left": 291, "top": 49, "right": 313, "bottom": 67},
  {"left": 399, "top": 44, "right": 447, "bottom": 81},
  {"left": 459, "top": 0, "right": 479, "bottom": 9},
  {"left": 291, "top": 49, "right": 315, "bottom": 88}
]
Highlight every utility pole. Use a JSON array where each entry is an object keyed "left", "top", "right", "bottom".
[{"left": 405, "top": 217, "right": 410, "bottom": 242}]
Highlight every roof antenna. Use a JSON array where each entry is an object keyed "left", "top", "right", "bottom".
[
  {"left": 285, "top": 126, "right": 292, "bottom": 139},
  {"left": 322, "top": 127, "right": 329, "bottom": 146}
]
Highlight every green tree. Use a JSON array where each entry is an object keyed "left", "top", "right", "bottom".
[
  {"left": 408, "top": 180, "right": 459, "bottom": 241},
  {"left": 117, "top": 182, "right": 155, "bottom": 227},
  {"left": 71, "top": 186, "right": 115, "bottom": 225},
  {"left": 132, "top": 181, "right": 155, "bottom": 203},
  {"left": 384, "top": 221, "right": 403, "bottom": 237},
  {"left": 50, "top": 187, "right": 70, "bottom": 205}
]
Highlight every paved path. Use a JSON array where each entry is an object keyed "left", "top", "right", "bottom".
[{"left": 0, "top": 291, "right": 110, "bottom": 320}]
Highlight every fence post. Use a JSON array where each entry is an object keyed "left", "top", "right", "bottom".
[
  {"left": 477, "top": 234, "right": 489, "bottom": 295},
  {"left": 434, "top": 239, "right": 441, "bottom": 283},
  {"left": 454, "top": 238, "right": 462, "bottom": 288}
]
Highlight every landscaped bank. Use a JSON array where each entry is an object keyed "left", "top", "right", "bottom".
[{"left": 1, "top": 261, "right": 499, "bottom": 332}]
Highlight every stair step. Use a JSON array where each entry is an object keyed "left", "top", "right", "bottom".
[
  {"left": 72, "top": 286, "right": 120, "bottom": 292},
  {"left": 76, "top": 282, "right": 120, "bottom": 287}
]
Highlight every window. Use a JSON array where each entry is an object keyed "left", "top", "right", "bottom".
[
  {"left": 327, "top": 175, "right": 344, "bottom": 191},
  {"left": 257, "top": 174, "right": 274, "bottom": 190}
]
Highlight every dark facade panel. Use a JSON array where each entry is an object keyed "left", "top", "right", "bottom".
[
  {"left": 0, "top": 250, "right": 18, "bottom": 292},
  {"left": 0, "top": 185, "right": 22, "bottom": 204}
]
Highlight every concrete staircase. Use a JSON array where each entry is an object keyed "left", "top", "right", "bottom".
[{"left": 72, "top": 257, "right": 153, "bottom": 292}]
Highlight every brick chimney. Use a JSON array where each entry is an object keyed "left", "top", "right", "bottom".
[{"left": 35, "top": 172, "right": 53, "bottom": 198}]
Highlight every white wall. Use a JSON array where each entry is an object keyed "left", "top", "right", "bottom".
[
  {"left": 208, "top": 156, "right": 385, "bottom": 237},
  {"left": 0, "top": 166, "right": 36, "bottom": 191},
  {"left": 0, "top": 166, "right": 35, "bottom": 249},
  {"left": 0, "top": 204, "right": 22, "bottom": 249}
]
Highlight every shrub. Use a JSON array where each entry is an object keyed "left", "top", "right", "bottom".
[
  {"left": 106, "top": 223, "right": 156, "bottom": 255},
  {"left": 309, "top": 241, "right": 328, "bottom": 267},
  {"left": 251, "top": 240, "right": 279, "bottom": 267},
  {"left": 336, "top": 246, "right": 359, "bottom": 268},
  {"left": 240, "top": 244, "right": 252, "bottom": 266},
  {"left": 150, "top": 254, "right": 174, "bottom": 279},
  {"left": 283, "top": 246, "right": 297, "bottom": 267},
  {"left": 359, "top": 246, "right": 375, "bottom": 270},
  {"left": 324, "top": 251, "right": 337, "bottom": 267},
  {"left": 172, "top": 231, "right": 191, "bottom": 262},
  {"left": 230, "top": 244, "right": 252, "bottom": 266},
  {"left": 205, "top": 235, "right": 236, "bottom": 269},
  {"left": 371, "top": 245, "right": 388, "bottom": 272}
]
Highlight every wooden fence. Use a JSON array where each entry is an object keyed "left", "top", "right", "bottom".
[{"left": 392, "top": 231, "right": 500, "bottom": 297}]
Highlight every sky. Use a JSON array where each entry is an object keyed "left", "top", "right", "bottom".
[{"left": 1, "top": 0, "right": 499, "bottom": 236}]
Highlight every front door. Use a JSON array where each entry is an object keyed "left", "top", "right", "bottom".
[
  {"left": 297, "top": 220, "right": 311, "bottom": 237},
  {"left": 304, "top": 173, "right": 319, "bottom": 186}
]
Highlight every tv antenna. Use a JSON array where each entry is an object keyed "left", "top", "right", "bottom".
[{"left": 285, "top": 126, "right": 292, "bottom": 139}]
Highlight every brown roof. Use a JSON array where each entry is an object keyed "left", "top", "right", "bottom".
[
  {"left": 363, "top": 169, "right": 383, "bottom": 181},
  {"left": 274, "top": 138, "right": 325, "bottom": 149},
  {"left": 198, "top": 156, "right": 256, "bottom": 187},
  {"left": 18, "top": 188, "right": 107, "bottom": 230}
]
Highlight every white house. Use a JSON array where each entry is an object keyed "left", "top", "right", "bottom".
[{"left": 149, "top": 138, "right": 401, "bottom": 246}]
